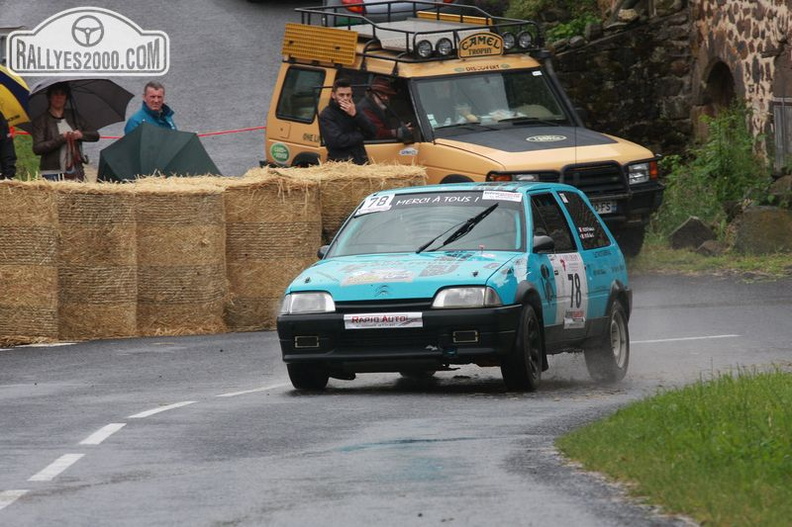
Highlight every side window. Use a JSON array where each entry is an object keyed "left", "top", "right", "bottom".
[
  {"left": 276, "top": 67, "right": 325, "bottom": 123},
  {"left": 531, "top": 193, "right": 576, "bottom": 253},
  {"left": 558, "top": 191, "right": 611, "bottom": 250}
]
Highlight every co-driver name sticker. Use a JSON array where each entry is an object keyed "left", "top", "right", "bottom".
[
  {"left": 482, "top": 190, "right": 522, "bottom": 202},
  {"left": 344, "top": 312, "right": 423, "bottom": 329}
]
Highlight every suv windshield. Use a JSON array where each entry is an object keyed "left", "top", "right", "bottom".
[
  {"left": 328, "top": 191, "right": 526, "bottom": 257},
  {"left": 415, "top": 69, "right": 570, "bottom": 133}
]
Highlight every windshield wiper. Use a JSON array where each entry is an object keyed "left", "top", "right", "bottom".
[{"left": 416, "top": 203, "right": 499, "bottom": 254}]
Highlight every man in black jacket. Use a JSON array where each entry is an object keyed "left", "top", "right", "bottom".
[
  {"left": 319, "top": 78, "right": 377, "bottom": 164},
  {"left": 0, "top": 112, "right": 17, "bottom": 180}
]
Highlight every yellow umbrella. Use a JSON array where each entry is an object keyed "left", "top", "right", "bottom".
[{"left": 0, "top": 65, "right": 30, "bottom": 127}]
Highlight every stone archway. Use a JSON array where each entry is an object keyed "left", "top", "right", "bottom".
[{"left": 692, "top": 60, "right": 737, "bottom": 139}]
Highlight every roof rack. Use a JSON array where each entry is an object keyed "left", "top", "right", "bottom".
[{"left": 292, "top": 1, "right": 544, "bottom": 64}]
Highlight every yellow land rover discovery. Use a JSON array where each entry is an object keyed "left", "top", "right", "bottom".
[{"left": 264, "top": 1, "right": 664, "bottom": 255}]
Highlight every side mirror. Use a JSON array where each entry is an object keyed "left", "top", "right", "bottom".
[
  {"left": 532, "top": 235, "right": 555, "bottom": 254},
  {"left": 317, "top": 245, "right": 329, "bottom": 259}
]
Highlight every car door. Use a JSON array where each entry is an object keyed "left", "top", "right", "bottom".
[{"left": 530, "top": 192, "right": 589, "bottom": 344}]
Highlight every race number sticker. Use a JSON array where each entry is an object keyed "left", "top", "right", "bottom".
[
  {"left": 482, "top": 191, "right": 522, "bottom": 202},
  {"left": 344, "top": 312, "right": 423, "bottom": 329},
  {"left": 355, "top": 194, "right": 393, "bottom": 216},
  {"left": 548, "top": 253, "right": 589, "bottom": 329}
]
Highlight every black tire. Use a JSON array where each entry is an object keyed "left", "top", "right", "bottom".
[
  {"left": 287, "top": 363, "right": 329, "bottom": 391},
  {"left": 441, "top": 174, "right": 472, "bottom": 184},
  {"left": 613, "top": 226, "right": 645, "bottom": 257},
  {"left": 501, "top": 305, "right": 543, "bottom": 392},
  {"left": 584, "top": 301, "right": 630, "bottom": 383}
]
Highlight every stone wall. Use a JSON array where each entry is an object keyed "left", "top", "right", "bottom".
[{"left": 549, "top": 0, "right": 792, "bottom": 166}]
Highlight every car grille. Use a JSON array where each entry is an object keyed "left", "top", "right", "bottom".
[
  {"left": 561, "top": 162, "right": 626, "bottom": 196},
  {"left": 334, "top": 298, "right": 433, "bottom": 314}
]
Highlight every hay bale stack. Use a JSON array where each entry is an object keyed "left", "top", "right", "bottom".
[
  {"left": 55, "top": 184, "right": 137, "bottom": 340},
  {"left": 267, "top": 163, "right": 427, "bottom": 242},
  {"left": 0, "top": 181, "right": 59, "bottom": 342},
  {"left": 223, "top": 170, "right": 321, "bottom": 330},
  {"left": 134, "top": 178, "right": 227, "bottom": 336}
]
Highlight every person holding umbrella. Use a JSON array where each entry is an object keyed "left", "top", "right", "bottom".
[
  {"left": 32, "top": 82, "right": 99, "bottom": 181},
  {"left": 0, "top": 112, "right": 16, "bottom": 180}
]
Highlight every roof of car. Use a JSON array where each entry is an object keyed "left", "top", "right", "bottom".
[{"left": 372, "top": 181, "right": 580, "bottom": 196}]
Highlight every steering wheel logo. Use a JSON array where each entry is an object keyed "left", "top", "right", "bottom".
[{"left": 72, "top": 15, "right": 105, "bottom": 47}]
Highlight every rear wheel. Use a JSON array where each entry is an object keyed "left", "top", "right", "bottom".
[
  {"left": 501, "top": 305, "right": 542, "bottom": 392},
  {"left": 287, "top": 363, "right": 329, "bottom": 391},
  {"left": 584, "top": 301, "right": 629, "bottom": 383}
]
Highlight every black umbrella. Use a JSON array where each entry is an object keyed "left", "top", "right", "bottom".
[
  {"left": 98, "top": 122, "right": 221, "bottom": 181},
  {"left": 18, "top": 77, "right": 133, "bottom": 132}
]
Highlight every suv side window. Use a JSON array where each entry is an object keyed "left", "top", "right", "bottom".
[
  {"left": 531, "top": 193, "right": 576, "bottom": 253},
  {"left": 276, "top": 67, "right": 325, "bottom": 123},
  {"left": 558, "top": 191, "right": 612, "bottom": 250}
]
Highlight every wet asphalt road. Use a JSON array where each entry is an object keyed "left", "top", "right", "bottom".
[{"left": 1, "top": 273, "right": 790, "bottom": 526}]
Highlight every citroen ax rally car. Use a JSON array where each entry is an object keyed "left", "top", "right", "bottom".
[
  {"left": 276, "top": 182, "right": 631, "bottom": 391},
  {"left": 264, "top": 1, "right": 664, "bottom": 256}
]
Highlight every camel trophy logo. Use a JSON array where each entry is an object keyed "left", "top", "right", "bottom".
[{"left": 6, "top": 7, "right": 169, "bottom": 76}]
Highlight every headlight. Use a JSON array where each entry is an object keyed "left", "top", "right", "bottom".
[
  {"left": 627, "top": 160, "right": 659, "bottom": 185},
  {"left": 432, "top": 287, "right": 503, "bottom": 309},
  {"left": 280, "top": 292, "right": 335, "bottom": 314},
  {"left": 502, "top": 32, "right": 516, "bottom": 50},
  {"left": 416, "top": 40, "right": 433, "bottom": 59}
]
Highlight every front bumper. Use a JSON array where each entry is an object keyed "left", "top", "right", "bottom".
[{"left": 277, "top": 304, "right": 522, "bottom": 371}]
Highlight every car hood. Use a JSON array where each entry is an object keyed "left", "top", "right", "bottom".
[
  {"left": 434, "top": 125, "right": 652, "bottom": 165},
  {"left": 287, "top": 251, "right": 522, "bottom": 302}
]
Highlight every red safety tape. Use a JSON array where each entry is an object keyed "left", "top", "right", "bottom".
[{"left": 12, "top": 125, "right": 267, "bottom": 140}]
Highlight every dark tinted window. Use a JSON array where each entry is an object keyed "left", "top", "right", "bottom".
[
  {"left": 558, "top": 191, "right": 611, "bottom": 250},
  {"left": 276, "top": 67, "right": 325, "bottom": 122},
  {"left": 531, "top": 193, "right": 576, "bottom": 253}
]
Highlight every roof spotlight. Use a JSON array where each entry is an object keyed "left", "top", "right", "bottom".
[
  {"left": 502, "top": 32, "right": 516, "bottom": 50},
  {"left": 416, "top": 40, "right": 434, "bottom": 58},
  {"left": 436, "top": 38, "right": 453, "bottom": 56},
  {"left": 517, "top": 31, "right": 534, "bottom": 49}
]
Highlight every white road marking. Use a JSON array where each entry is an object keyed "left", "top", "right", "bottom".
[
  {"left": 0, "top": 490, "right": 28, "bottom": 511},
  {"left": 633, "top": 334, "right": 740, "bottom": 344},
  {"left": 1, "top": 343, "right": 76, "bottom": 352},
  {"left": 28, "top": 454, "right": 85, "bottom": 482},
  {"left": 128, "top": 401, "right": 196, "bottom": 419},
  {"left": 216, "top": 382, "right": 291, "bottom": 398},
  {"left": 79, "top": 423, "right": 126, "bottom": 445}
]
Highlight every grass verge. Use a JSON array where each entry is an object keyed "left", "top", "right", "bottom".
[
  {"left": 557, "top": 370, "right": 792, "bottom": 526},
  {"left": 629, "top": 236, "right": 792, "bottom": 280}
]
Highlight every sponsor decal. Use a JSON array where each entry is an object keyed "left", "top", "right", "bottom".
[
  {"left": 526, "top": 135, "right": 567, "bottom": 143},
  {"left": 270, "top": 142, "right": 290, "bottom": 164},
  {"left": 482, "top": 190, "right": 522, "bottom": 202},
  {"left": 458, "top": 33, "right": 503, "bottom": 59},
  {"left": 7, "top": 7, "right": 169, "bottom": 76},
  {"left": 399, "top": 147, "right": 418, "bottom": 156},
  {"left": 344, "top": 312, "right": 423, "bottom": 329}
]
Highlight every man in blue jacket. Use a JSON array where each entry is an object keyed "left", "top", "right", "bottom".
[{"left": 124, "top": 81, "right": 177, "bottom": 134}]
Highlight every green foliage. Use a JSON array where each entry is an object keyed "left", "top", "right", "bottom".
[
  {"left": 545, "top": 14, "right": 600, "bottom": 41},
  {"left": 652, "top": 105, "right": 769, "bottom": 237},
  {"left": 12, "top": 133, "right": 39, "bottom": 180},
  {"left": 557, "top": 370, "right": 792, "bottom": 526}
]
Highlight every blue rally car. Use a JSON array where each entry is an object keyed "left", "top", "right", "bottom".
[{"left": 277, "top": 182, "right": 631, "bottom": 391}]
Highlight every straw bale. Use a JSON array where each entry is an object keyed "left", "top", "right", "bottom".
[
  {"left": 59, "top": 303, "right": 136, "bottom": 340},
  {"left": 58, "top": 266, "right": 136, "bottom": 339},
  {"left": 223, "top": 174, "right": 321, "bottom": 331},
  {"left": 267, "top": 162, "right": 427, "bottom": 242},
  {"left": 137, "top": 300, "right": 226, "bottom": 336},
  {"left": 0, "top": 182, "right": 59, "bottom": 340},
  {"left": 0, "top": 180, "right": 57, "bottom": 226}
]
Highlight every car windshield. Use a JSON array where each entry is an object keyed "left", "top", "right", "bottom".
[
  {"left": 327, "top": 190, "right": 526, "bottom": 257},
  {"left": 415, "top": 69, "right": 570, "bottom": 133}
]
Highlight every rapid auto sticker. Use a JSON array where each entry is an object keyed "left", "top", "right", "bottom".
[
  {"left": 548, "top": 252, "right": 589, "bottom": 329},
  {"left": 344, "top": 312, "right": 423, "bottom": 330}
]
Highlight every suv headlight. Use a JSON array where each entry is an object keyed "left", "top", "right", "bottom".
[
  {"left": 432, "top": 287, "right": 503, "bottom": 308},
  {"left": 280, "top": 292, "right": 335, "bottom": 314},
  {"left": 627, "top": 160, "right": 659, "bottom": 185}
]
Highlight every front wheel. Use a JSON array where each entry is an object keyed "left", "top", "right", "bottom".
[
  {"left": 287, "top": 363, "right": 329, "bottom": 391},
  {"left": 501, "top": 305, "right": 543, "bottom": 392},
  {"left": 584, "top": 301, "right": 630, "bottom": 383}
]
